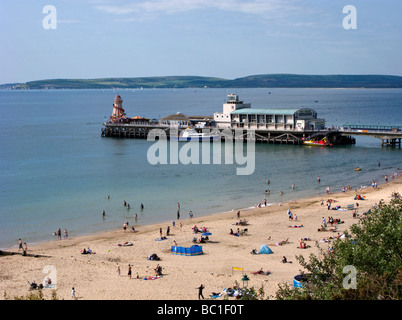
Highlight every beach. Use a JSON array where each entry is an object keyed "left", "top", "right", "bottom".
[{"left": 1, "top": 177, "right": 400, "bottom": 300}]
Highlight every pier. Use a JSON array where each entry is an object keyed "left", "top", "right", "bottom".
[
  {"left": 101, "top": 94, "right": 401, "bottom": 147},
  {"left": 101, "top": 122, "right": 357, "bottom": 146}
]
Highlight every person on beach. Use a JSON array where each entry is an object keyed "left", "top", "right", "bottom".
[
  {"left": 197, "top": 284, "right": 205, "bottom": 300},
  {"left": 64, "top": 229, "right": 68, "bottom": 239},
  {"left": 123, "top": 222, "right": 127, "bottom": 231},
  {"left": 128, "top": 264, "right": 132, "bottom": 279},
  {"left": 117, "top": 265, "right": 121, "bottom": 276},
  {"left": 177, "top": 202, "right": 180, "bottom": 219},
  {"left": 71, "top": 287, "right": 76, "bottom": 299},
  {"left": 57, "top": 228, "right": 61, "bottom": 240},
  {"left": 18, "top": 239, "right": 23, "bottom": 251},
  {"left": 102, "top": 210, "right": 105, "bottom": 218}
]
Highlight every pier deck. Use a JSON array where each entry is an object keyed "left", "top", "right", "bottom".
[
  {"left": 337, "top": 125, "right": 402, "bottom": 146},
  {"left": 101, "top": 123, "right": 356, "bottom": 145}
]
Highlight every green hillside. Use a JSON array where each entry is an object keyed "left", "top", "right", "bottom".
[{"left": 5, "top": 74, "right": 402, "bottom": 89}]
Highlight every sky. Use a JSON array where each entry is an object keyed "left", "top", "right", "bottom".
[{"left": 1, "top": 0, "right": 401, "bottom": 84}]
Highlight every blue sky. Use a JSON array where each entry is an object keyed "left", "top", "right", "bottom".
[{"left": 1, "top": 0, "right": 401, "bottom": 84}]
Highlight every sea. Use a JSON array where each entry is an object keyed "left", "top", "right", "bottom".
[{"left": 1, "top": 88, "right": 401, "bottom": 249}]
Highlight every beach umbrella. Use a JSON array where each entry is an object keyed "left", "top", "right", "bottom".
[{"left": 202, "top": 232, "right": 212, "bottom": 236}]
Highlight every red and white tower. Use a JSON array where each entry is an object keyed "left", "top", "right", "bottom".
[{"left": 111, "top": 94, "right": 126, "bottom": 121}]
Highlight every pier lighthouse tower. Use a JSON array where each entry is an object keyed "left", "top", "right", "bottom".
[{"left": 111, "top": 94, "right": 126, "bottom": 122}]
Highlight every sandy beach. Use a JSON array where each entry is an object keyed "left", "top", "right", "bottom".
[{"left": 1, "top": 177, "right": 400, "bottom": 300}]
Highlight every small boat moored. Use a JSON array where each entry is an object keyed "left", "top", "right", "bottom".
[
  {"left": 171, "top": 128, "right": 221, "bottom": 142},
  {"left": 303, "top": 136, "right": 332, "bottom": 147}
]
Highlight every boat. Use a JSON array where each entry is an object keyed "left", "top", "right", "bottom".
[
  {"left": 354, "top": 167, "right": 362, "bottom": 171},
  {"left": 303, "top": 136, "right": 332, "bottom": 147},
  {"left": 171, "top": 128, "right": 221, "bottom": 142}
]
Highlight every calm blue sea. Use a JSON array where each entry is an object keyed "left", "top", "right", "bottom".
[{"left": 0, "top": 88, "right": 401, "bottom": 249}]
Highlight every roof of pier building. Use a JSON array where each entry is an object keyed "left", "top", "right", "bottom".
[
  {"left": 161, "top": 113, "right": 189, "bottom": 121},
  {"left": 231, "top": 107, "right": 317, "bottom": 118}
]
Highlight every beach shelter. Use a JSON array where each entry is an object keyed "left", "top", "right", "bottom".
[
  {"left": 171, "top": 245, "right": 203, "bottom": 256},
  {"left": 258, "top": 244, "right": 273, "bottom": 255}
]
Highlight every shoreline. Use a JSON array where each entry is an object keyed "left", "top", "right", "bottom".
[
  {"left": 1, "top": 177, "right": 400, "bottom": 300},
  {"left": 2, "top": 177, "right": 399, "bottom": 253}
]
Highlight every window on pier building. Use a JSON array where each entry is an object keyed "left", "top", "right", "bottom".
[
  {"left": 275, "top": 115, "right": 284, "bottom": 124},
  {"left": 257, "top": 115, "right": 266, "bottom": 123},
  {"left": 249, "top": 114, "right": 257, "bottom": 123}
]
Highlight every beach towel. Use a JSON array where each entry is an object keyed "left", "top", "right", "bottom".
[
  {"left": 143, "top": 276, "right": 162, "bottom": 280},
  {"left": 289, "top": 225, "right": 303, "bottom": 228},
  {"left": 252, "top": 270, "right": 271, "bottom": 275},
  {"left": 155, "top": 237, "right": 168, "bottom": 241},
  {"left": 118, "top": 242, "right": 133, "bottom": 246}
]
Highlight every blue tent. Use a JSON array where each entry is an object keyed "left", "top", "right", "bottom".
[
  {"left": 258, "top": 244, "right": 273, "bottom": 254},
  {"left": 171, "top": 245, "right": 203, "bottom": 256}
]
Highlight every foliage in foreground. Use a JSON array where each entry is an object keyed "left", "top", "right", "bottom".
[
  {"left": 4, "top": 289, "right": 59, "bottom": 300},
  {"left": 276, "top": 198, "right": 402, "bottom": 300}
]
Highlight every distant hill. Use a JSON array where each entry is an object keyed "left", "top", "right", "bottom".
[{"left": 4, "top": 74, "right": 402, "bottom": 89}]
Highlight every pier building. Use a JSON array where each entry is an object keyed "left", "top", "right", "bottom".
[
  {"left": 214, "top": 94, "right": 325, "bottom": 131},
  {"left": 160, "top": 113, "right": 214, "bottom": 128},
  {"left": 214, "top": 94, "right": 251, "bottom": 128}
]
